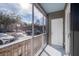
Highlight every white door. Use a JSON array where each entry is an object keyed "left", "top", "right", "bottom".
[{"left": 51, "top": 18, "right": 63, "bottom": 46}]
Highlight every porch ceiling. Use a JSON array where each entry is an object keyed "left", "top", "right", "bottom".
[{"left": 40, "top": 3, "right": 65, "bottom": 13}]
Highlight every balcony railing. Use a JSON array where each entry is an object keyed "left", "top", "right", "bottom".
[{"left": 0, "top": 33, "right": 47, "bottom": 56}]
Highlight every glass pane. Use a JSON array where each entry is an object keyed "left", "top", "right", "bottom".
[
  {"left": 44, "top": 16, "right": 47, "bottom": 33},
  {"left": 34, "top": 6, "right": 43, "bottom": 35},
  {"left": 0, "top": 3, "right": 32, "bottom": 45}
]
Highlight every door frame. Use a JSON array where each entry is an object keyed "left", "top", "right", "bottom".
[{"left": 65, "top": 4, "right": 71, "bottom": 55}]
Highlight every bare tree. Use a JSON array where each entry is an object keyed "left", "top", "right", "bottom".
[{"left": 0, "top": 11, "right": 21, "bottom": 32}]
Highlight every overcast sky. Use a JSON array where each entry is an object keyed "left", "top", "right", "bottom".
[{"left": 0, "top": 3, "right": 45, "bottom": 25}]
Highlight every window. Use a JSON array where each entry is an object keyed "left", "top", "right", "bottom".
[
  {"left": 0, "top": 3, "right": 48, "bottom": 56},
  {"left": 34, "top": 6, "right": 44, "bottom": 35},
  {"left": 0, "top": 3, "right": 32, "bottom": 45}
]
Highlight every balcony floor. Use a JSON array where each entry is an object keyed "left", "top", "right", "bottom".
[{"left": 40, "top": 44, "right": 65, "bottom": 56}]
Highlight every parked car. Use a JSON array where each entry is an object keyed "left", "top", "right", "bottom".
[
  {"left": 34, "top": 30, "right": 41, "bottom": 35},
  {"left": 26, "top": 30, "right": 41, "bottom": 35},
  {"left": 15, "top": 32, "right": 26, "bottom": 37},
  {"left": 26, "top": 30, "right": 32, "bottom": 35},
  {"left": 14, "top": 32, "right": 27, "bottom": 39},
  {"left": 0, "top": 33, "right": 15, "bottom": 45}
]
